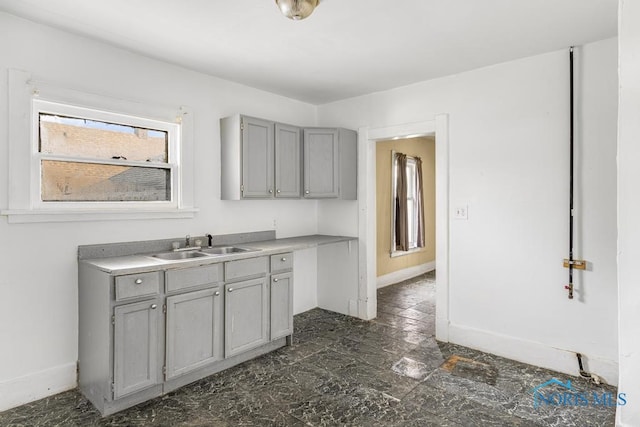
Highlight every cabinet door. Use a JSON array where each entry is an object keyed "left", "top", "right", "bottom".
[
  {"left": 165, "top": 288, "right": 222, "bottom": 379},
  {"left": 303, "top": 128, "right": 339, "bottom": 198},
  {"left": 275, "top": 123, "right": 301, "bottom": 198},
  {"left": 270, "top": 272, "right": 293, "bottom": 340},
  {"left": 225, "top": 278, "right": 268, "bottom": 357},
  {"left": 113, "top": 299, "right": 161, "bottom": 399},
  {"left": 242, "top": 116, "right": 274, "bottom": 198}
]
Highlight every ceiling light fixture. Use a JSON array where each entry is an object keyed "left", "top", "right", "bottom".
[{"left": 275, "top": 0, "right": 319, "bottom": 20}]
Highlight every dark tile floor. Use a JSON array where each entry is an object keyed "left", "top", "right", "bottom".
[{"left": 0, "top": 271, "right": 617, "bottom": 426}]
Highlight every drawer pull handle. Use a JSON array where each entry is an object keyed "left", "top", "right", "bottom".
[
  {"left": 150, "top": 304, "right": 158, "bottom": 310},
  {"left": 228, "top": 288, "right": 234, "bottom": 293},
  {"left": 281, "top": 257, "right": 287, "bottom": 262},
  {"left": 214, "top": 291, "right": 220, "bottom": 296},
  {"left": 273, "top": 278, "right": 279, "bottom": 282},
  {"left": 135, "top": 279, "right": 143, "bottom": 284}
]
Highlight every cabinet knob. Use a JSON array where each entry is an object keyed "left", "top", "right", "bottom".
[
  {"left": 305, "top": 190, "right": 310, "bottom": 194},
  {"left": 276, "top": 189, "right": 281, "bottom": 193},
  {"left": 269, "top": 189, "right": 273, "bottom": 194},
  {"left": 281, "top": 257, "right": 287, "bottom": 262},
  {"left": 273, "top": 278, "right": 279, "bottom": 282},
  {"left": 135, "top": 278, "right": 143, "bottom": 284},
  {"left": 228, "top": 288, "right": 233, "bottom": 293},
  {"left": 150, "top": 304, "right": 157, "bottom": 310},
  {"left": 214, "top": 291, "right": 220, "bottom": 296}
]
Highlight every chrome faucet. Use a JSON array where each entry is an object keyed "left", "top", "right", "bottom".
[{"left": 172, "top": 235, "right": 201, "bottom": 252}]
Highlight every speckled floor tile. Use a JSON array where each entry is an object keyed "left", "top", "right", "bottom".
[
  {"left": 0, "top": 271, "right": 616, "bottom": 427},
  {"left": 333, "top": 359, "right": 421, "bottom": 400},
  {"left": 289, "top": 386, "right": 406, "bottom": 427},
  {"left": 373, "top": 311, "right": 432, "bottom": 333},
  {"left": 329, "top": 336, "right": 403, "bottom": 370},
  {"left": 404, "top": 337, "right": 446, "bottom": 371},
  {"left": 391, "top": 357, "right": 432, "bottom": 380},
  {"left": 424, "top": 368, "right": 516, "bottom": 411}
]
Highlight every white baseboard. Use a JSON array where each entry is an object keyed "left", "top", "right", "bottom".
[
  {"left": 448, "top": 323, "right": 619, "bottom": 386},
  {"left": 0, "top": 363, "right": 77, "bottom": 412},
  {"left": 377, "top": 261, "right": 435, "bottom": 288}
]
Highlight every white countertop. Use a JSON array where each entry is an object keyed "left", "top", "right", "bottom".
[{"left": 81, "top": 234, "right": 357, "bottom": 275}]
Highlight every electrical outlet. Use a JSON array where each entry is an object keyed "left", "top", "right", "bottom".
[
  {"left": 272, "top": 218, "right": 277, "bottom": 229},
  {"left": 454, "top": 205, "right": 468, "bottom": 220}
]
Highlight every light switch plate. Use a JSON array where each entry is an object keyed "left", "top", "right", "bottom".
[{"left": 454, "top": 205, "right": 468, "bottom": 220}]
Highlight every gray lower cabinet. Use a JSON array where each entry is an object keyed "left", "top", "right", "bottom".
[
  {"left": 224, "top": 278, "right": 269, "bottom": 357},
  {"left": 270, "top": 252, "right": 293, "bottom": 340},
  {"left": 78, "top": 253, "right": 293, "bottom": 417},
  {"left": 113, "top": 299, "right": 162, "bottom": 399},
  {"left": 165, "top": 287, "right": 222, "bottom": 379},
  {"left": 270, "top": 272, "right": 293, "bottom": 340}
]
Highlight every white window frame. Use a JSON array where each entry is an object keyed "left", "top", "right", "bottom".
[
  {"left": 2, "top": 69, "right": 197, "bottom": 223},
  {"left": 33, "top": 99, "right": 180, "bottom": 210},
  {"left": 390, "top": 151, "right": 423, "bottom": 257}
]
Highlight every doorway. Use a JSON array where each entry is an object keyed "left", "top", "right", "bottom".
[
  {"left": 356, "top": 115, "right": 450, "bottom": 342},
  {"left": 375, "top": 136, "right": 436, "bottom": 286}
]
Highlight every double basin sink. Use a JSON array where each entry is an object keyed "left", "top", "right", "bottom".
[{"left": 149, "top": 246, "right": 259, "bottom": 261}]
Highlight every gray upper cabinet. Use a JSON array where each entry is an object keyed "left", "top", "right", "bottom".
[
  {"left": 221, "top": 115, "right": 301, "bottom": 200},
  {"left": 242, "top": 117, "right": 274, "bottom": 198},
  {"left": 303, "top": 128, "right": 357, "bottom": 199},
  {"left": 303, "top": 128, "right": 339, "bottom": 198},
  {"left": 113, "top": 299, "right": 161, "bottom": 399},
  {"left": 165, "top": 287, "right": 222, "bottom": 379},
  {"left": 275, "top": 123, "right": 302, "bottom": 198},
  {"left": 221, "top": 114, "right": 356, "bottom": 200}
]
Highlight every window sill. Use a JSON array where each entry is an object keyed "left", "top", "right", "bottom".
[
  {"left": 1, "top": 208, "right": 198, "bottom": 224},
  {"left": 390, "top": 247, "right": 425, "bottom": 258}
]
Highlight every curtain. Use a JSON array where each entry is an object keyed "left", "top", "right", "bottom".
[
  {"left": 415, "top": 156, "right": 425, "bottom": 248},
  {"left": 395, "top": 153, "right": 409, "bottom": 251}
]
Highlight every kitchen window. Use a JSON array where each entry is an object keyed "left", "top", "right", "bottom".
[
  {"left": 36, "top": 102, "right": 176, "bottom": 205},
  {"left": 2, "top": 69, "right": 197, "bottom": 223}
]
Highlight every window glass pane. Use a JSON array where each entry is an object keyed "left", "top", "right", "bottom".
[
  {"left": 41, "top": 160, "right": 171, "bottom": 202},
  {"left": 406, "top": 161, "right": 416, "bottom": 196},
  {"left": 39, "top": 113, "right": 168, "bottom": 163},
  {"left": 407, "top": 198, "right": 416, "bottom": 248}
]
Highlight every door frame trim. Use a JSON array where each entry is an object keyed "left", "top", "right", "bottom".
[{"left": 357, "top": 114, "right": 450, "bottom": 342}]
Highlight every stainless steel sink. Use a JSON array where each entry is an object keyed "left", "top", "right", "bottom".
[
  {"left": 151, "top": 251, "right": 211, "bottom": 260},
  {"left": 200, "top": 246, "right": 258, "bottom": 255}
]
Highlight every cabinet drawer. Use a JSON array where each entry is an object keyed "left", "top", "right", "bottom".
[
  {"left": 225, "top": 257, "right": 268, "bottom": 281},
  {"left": 166, "top": 264, "right": 223, "bottom": 293},
  {"left": 115, "top": 272, "right": 161, "bottom": 301},
  {"left": 270, "top": 252, "right": 293, "bottom": 273}
]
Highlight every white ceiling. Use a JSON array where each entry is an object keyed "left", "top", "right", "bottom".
[{"left": 0, "top": 0, "right": 618, "bottom": 104}]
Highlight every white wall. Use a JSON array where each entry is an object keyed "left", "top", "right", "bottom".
[
  {"left": 318, "top": 39, "right": 619, "bottom": 384},
  {"left": 0, "top": 12, "right": 319, "bottom": 410},
  {"left": 617, "top": 0, "right": 640, "bottom": 424}
]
